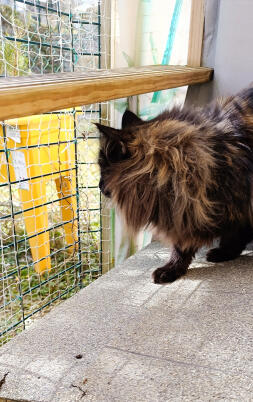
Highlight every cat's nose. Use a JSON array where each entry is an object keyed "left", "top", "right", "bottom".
[
  {"left": 99, "top": 178, "right": 111, "bottom": 198},
  {"left": 99, "top": 178, "right": 104, "bottom": 191}
]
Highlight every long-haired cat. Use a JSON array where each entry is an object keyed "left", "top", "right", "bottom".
[{"left": 96, "top": 86, "right": 253, "bottom": 284}]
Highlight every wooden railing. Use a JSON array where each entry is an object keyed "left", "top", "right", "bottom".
[{"left": 0, "top": 65, "right": 213, "bottom": 121}]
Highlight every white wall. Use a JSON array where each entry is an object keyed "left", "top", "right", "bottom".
[{"left": 186, "top": 0, "right": 253, "bottom": 105}]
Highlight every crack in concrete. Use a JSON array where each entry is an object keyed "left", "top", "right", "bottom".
[
  {"left": 71, "top": 383, "right": 86, "bottom": 399},
  {"left": 105, "top": 345, "right": 232, "bottom": 375},
  {"left": 0, "top": 372, "right": 9, "bottom": 389}
]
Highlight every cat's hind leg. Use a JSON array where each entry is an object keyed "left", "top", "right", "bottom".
[
  {"left": 206, "top": 224, "right": 253, "bottom": 263},
  {"left": 153, "top": 246, "right": 195, "bottom": 284}
]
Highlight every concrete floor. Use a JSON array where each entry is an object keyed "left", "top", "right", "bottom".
[{"left": 0, "top": 242, "right": 253, "bottom": 401}]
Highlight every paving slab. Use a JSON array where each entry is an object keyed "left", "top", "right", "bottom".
[{"left": 0, "top": 242, "right": 253, "bottom": 401}]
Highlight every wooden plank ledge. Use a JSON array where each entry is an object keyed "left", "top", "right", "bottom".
[{"left": 0, "top": 65, "right": 213, "bottom": 120}]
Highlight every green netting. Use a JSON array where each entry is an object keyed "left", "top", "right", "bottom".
[{"left": 0, "top": 0, "right": 111, "bottom": 345}]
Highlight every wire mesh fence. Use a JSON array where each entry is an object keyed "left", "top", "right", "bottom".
[
  {"left": 0, "top": 0, "right": 105, "bottom": 75},
  {"left": 0, "top": 0, "right": 112, "bottom": 345}
]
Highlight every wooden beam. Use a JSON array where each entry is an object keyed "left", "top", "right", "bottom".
[
  {"left": 187, "top": 0, "right": 205, "bottom": 67},
  {"left": 0, "top": 65, "right": 213, "bottom": 121}
]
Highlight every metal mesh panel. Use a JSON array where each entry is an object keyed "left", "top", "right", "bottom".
[{"left": 0, "top": 0, "right": 111, "bottom": 345}]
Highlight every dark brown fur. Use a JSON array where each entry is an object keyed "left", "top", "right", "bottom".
[{"left": 96, "top": 86, "right": 253, "bottom": 283}]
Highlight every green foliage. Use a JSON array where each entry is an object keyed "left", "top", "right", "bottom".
[
  {"left": 0, "top": 40, "right": 29, "bottom": 76},
  {"left": 0, "top": 212, "right": 101, "bottom": 345},
  {"left": 0, "top": 5, "right": 29, "bottom": 75},
  {"left": 0, "top": 4, "right": 71, "bottom": 76}
]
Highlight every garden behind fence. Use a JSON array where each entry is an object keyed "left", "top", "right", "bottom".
[{"left": 0, "top": 0, "right": 112, "bottom": 345}]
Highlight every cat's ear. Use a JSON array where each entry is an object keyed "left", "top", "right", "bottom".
[
  {"left": 122, "top": 110, "right": 143, "bottom": 129},
  {"left": 95, "top": 123, "right": 121, "bottom": 139}
]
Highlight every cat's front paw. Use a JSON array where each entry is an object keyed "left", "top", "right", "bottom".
[{"left": 152, "top": 264, "right": 187, "bottom": 284}]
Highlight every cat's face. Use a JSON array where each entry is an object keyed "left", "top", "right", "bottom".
[{"left": 96, "top": 110, "right": 143, "bottom": 198}]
